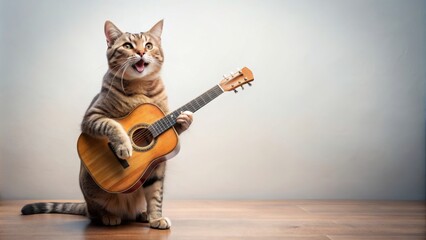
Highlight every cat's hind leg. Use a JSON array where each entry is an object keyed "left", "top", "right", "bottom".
[
  {"left": 101, "top": 214, "right": 122, "bottom": 226},
  {"left": 85, "top": 198, "right": 122, "bottom": 226},
  {"left": 143, "top": 162, "right": 171, "bottom": 229}
]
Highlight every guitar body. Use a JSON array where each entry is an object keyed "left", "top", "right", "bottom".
[{"left": 77, "top": 103, "right": 179, "bottom": 194}]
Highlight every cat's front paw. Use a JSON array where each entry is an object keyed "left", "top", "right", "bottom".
[
  {"left": 175, "top": 111, "right": 193, "bottom": 134},
  {"left": 111, "top": 138, "right": 133, "bottom": 159},
  {"left": 149, "top": 217, "right": 171, "bottom": 229}
]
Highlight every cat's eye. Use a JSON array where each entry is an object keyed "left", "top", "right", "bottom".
[
  {"left": 123, "top": 43, "right": 133, "bottom": 49},
  {"left": 145, "top": 42, "right": 153, "bottom": 50}
]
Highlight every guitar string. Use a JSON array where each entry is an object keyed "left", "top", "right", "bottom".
[
  {"left": 131, "top": 86, "right": 223, "bottom": 143},
  {"left": 130, "top": 85, "right": 224, "bottom": 144},
  {"left": 129, "top": 72, "right": 246, "bottom": 143},
  {"left": 131, "top": 73, "right": 250, "bottom": 143}
]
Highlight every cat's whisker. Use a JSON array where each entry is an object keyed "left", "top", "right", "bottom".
[
  {"left": 106, "top": 60, "right": 131, "bottom": 98},
  {"left": 120, "top": 62, "right": 131, "bottom": 96}
]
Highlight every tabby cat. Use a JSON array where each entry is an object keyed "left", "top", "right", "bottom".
[{"left": 21, "top": 20, "right": 193, "bottom": 229}]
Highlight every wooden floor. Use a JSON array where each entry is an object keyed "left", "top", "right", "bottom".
[{"left": 0, "top": 200, "right": 425, "bottom": 240}]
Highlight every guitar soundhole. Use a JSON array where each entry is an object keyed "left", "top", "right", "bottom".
[{"left": 131, "top": 127, "right": 155, "bottom": 151}]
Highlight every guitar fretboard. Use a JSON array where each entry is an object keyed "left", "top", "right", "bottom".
[{"left": 149, "top": 85, "right": 224, "bottom": 137}]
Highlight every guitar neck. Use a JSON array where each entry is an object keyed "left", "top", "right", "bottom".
[{"left": 149, "top": 85, "right": 224, "bottom": 137}]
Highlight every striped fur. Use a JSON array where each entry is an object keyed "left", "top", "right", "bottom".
[
  {"left": 21, "top": 202, "right": 86, "bottom": 216},
  {"left": 22, "top": 20, "right": 186, "bottom": 229},
  {"left": 80, "top": 20, "right": 172, "bottom": 228}
]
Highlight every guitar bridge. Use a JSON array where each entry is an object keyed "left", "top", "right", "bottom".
[{"left": 108, "top": 142, "right": 130, "bottom": 169}]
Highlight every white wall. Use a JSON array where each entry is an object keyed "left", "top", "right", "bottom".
[{"left": 0, "top": 0, "right": 425, "bottom": 200}]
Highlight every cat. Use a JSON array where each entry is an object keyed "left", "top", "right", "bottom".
[{"left": 21, "top": 20, "right": 193, "bottom": 229}]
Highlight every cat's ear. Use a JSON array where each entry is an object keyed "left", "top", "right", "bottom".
[
  {"left": 148, "top": 19, "right": 164, "bottom": 39},
  {"left": 104, "top": 20, "right": 123, "bottom": 47}
]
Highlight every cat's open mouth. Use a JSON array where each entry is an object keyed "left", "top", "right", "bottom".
[{"left": 132, "top": 59, "right": 149, "bottom": 73}]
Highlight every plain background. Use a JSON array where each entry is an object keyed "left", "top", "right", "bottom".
[{"left": 0, "top": 0, "right": 425, "bottom": 200}]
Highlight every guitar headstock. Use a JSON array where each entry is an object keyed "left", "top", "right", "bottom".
[{"left": 219, "top": 67, "right": 254, "bottom": 93}]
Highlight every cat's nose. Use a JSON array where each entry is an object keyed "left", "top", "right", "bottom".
[{"left": 137, "top": 50, "right": 145, "bottom": 57}]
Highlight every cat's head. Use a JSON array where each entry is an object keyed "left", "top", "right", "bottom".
[{"left": 104, "top": 20, "right": 164, "bottom": 81}]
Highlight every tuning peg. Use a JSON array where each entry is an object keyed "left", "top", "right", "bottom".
[
  {"left": 234, "top": 89, "right": 238, "bottom": 93},
  {"left": 248, "top": 82, "right": 252, "bottom": 86},
  {"left": 241, "top": 85, "right": 244, "bottom": 90}
]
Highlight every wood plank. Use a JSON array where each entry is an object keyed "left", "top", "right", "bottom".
[
  {"left": 328, "top": 236, "right": 426, "bottom": 240},
  {"left": 0, "top": 200, "right": 424, "bottom": 240}
]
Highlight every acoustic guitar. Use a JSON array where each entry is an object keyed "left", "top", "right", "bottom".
[{"left": 77, "top": 67, "right": 254, "bottom": 193}]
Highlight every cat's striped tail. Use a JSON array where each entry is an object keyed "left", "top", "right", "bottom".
[{"left": 21, "top": 202, "right": 87, "bottom": 216}]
